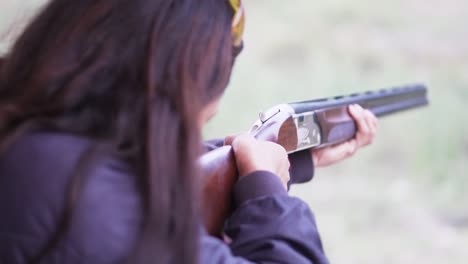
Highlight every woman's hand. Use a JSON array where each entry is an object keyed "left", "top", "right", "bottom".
[
  {"left": 229, "top": 134, "right": 290, "bottom": 189},
  {"left": 312, "top": 104, "right": 378, "bottom": 168}
]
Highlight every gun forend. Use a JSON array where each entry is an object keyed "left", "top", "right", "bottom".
[{"left": 250, "top": 84, "right": 429, "bottom": 153}]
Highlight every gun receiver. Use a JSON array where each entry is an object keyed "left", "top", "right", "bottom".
[{"left": 201, "top": 84, "right": 428, "bottom": 236}]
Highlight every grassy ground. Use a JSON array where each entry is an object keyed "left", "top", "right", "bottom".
[{"left": 2, "top": 0, "right": 467, "bottom": 263}]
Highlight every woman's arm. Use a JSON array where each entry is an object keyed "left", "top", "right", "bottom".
[
  {"left": 200, "top": 171, "right": 328, "bottom": 264},
  {"left": 201, "top": 135, "right": 328, "bottom": 263}
]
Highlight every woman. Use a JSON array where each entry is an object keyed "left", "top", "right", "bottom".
[{"left": 0, "top": 0, "right": 377, "bottom": 263}]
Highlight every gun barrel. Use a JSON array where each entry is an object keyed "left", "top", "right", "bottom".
[{"left": 288, "top": 84, "right": 429, "bottom": 117}]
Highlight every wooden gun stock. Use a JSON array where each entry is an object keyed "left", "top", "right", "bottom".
[
  {"left": 201, "top": 84, "right": 429, "bottom": 236},
  {"left": 200, "top": 146, "right": 237, "bottom": 236}
]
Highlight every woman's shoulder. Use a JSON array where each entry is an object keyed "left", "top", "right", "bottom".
[
  {"left": 0, "top": 131, "right": 140, "bottom": 203},
  {"left": 0, "top": 131, "right": 142, "bottom": 263}
]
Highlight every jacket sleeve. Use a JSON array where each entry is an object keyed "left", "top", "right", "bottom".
[
  {"left": 203, "top": 139, "right": 315, "bottom": 185},
  {"left": 200, "top": 171, "right": 329, "bottom": 264}
]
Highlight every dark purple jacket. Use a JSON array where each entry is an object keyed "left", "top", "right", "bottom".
[{"left": 0, "top": 132, "right": 329, "bottom": 263}]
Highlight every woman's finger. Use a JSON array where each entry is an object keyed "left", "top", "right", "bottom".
[
  {"left": 224, "top": 132, "right": 248, "bottom": 146},
  {"left": 361, "top": 110, "right": 376, "bottom": 146},
  {"left": 230, "top": 133, "right": 256, "bottom": 151},
  {"left": 365, "top": 110, "right": 377, "bottom": 139},
  {"left": 349, "top": 104, "right": 369, "bottom": 147},
  {"left": 349, "top": 104, "right": 370, "bottom": 136},
  {"left": 313, "top": 139, "right": 358, "bottom": 167},
  {"left": 370, "top": 111, "right": 379, "bottom": 133}
]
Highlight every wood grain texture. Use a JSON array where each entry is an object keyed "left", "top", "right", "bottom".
[
  {"left": 314, "top": 106, "right": 357, "bottom": 146},
  {"left": 200, "top": 146, "right": 238, "bottom": 237}
]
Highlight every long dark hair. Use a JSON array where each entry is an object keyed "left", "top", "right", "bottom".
[{"left": 0, "top": 0, "right": 234, "bottom": 263}]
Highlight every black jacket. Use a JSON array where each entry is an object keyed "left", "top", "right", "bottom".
[{"left": 0, "top": 132, "right": 329, "bottom": 263}]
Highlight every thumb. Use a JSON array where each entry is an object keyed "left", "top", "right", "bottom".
[{"left": 224, "top": 132, "right": 248, "bottom": 146}]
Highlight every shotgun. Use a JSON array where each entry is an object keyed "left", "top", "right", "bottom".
[{"left": 201, "top": 84, "right": 428, "bottom": 236}]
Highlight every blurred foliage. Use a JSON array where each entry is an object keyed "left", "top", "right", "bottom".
[{"left": 1, "top": 0, "right": 467, "bottom": 263}]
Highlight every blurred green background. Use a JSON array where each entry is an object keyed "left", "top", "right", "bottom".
[{"left": 2, "top": 0, "right": 467, "bottom": 263}]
